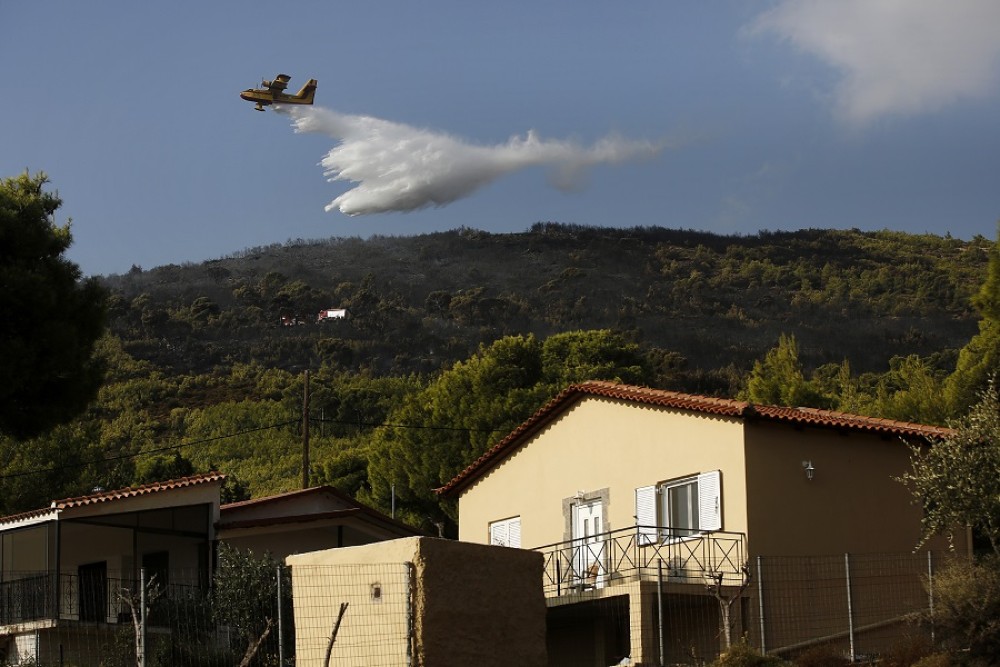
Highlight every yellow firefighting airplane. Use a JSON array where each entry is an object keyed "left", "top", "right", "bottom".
[{"left": 240, "top": 74, "right": 317, "bottom": 111}]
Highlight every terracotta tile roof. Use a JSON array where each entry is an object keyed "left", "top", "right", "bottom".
[
  {"left": 436, "top": 381, "right": 954, "bottom": 498},
  {"left": 0, "top": 506, "right": 58, "bottom": 526},
  {"left": 219, "top": 485, "right": 424, "bottom": 536},
  {"left": 52, "top": 472, "right": 227, "bottom": 510},
  {"left": 0, "top": 472, "right": 227, "bottom": 527},
  {"left": 220, "top": 484, "right": 355, "bottom": 511},
  {"left": 219, "top": 508, "right": 365, "bottom": 531},
  {"left": 751, "top": 405, "right": 954, "bottom": 440}
]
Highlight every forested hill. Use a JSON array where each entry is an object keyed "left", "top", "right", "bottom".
[{"left": 101, "top": 223, "right": 988, "bottom": 393}]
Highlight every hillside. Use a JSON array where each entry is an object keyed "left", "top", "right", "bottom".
[
  {"left": 102, "top": 223, "right": 987, "bottom": 393},
  {"left": 0, "top": 223, "right": 988, "bottom": 519}
]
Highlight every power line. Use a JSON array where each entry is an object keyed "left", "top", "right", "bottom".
[
  {"left": 0, "top": 420, "right": 299, "bottom": 482},
  {"left": 310, "top": 416, "right": 506, "bottom": 434},
  {"left": 0, "top": 415, "right": 507, "bottom": 483}
]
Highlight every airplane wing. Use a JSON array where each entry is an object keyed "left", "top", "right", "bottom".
[{"left": 261, "top": 74, "right": 291, "bottom": 92}]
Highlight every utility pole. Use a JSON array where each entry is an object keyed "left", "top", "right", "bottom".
[{"left": 302, "top": 369, "right": 310, "bottom": 489}]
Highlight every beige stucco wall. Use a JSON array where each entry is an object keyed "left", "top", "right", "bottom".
[
  {"left": 743, "top": 421, "right": 968, "bottom": 556},
  {"left": 458, "top": 396, "right": 748, "bottom": 548},
  {"left": 287, "top": 536, "right": 547, "bottom": 667}
]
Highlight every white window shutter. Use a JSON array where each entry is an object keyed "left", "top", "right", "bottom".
[
  {"left": 635, "top": 485, "right": 657, "bottom": 545},
  {"left": 489, "top": 520, "right": 509, "bottom": 547},
  {"left": 489, "top": 517, "right": 521, "bottom": 548},
  {"left": 698, "top": 470, "right": 722, "bottom": 531},
  {"left": 508, "top": 517, "right": 522, "bottom": 549}
]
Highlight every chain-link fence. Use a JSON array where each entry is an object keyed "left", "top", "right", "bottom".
[
  {"left": 0, "top": 549, "right": 962, "bottom": 666},
  {"left": 546, "top": 550, "right": 956, "bottom": 665},
  {"left": 289, "top": 563, "right": 413, "bottom": 667},
  {"left": 0, "top": 564, "right": 292, "bottom": 667}
]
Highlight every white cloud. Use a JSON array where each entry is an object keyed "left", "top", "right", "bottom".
[
  {"left": 285, "top": 106, "right": 664, "bottom": 215},
  {"left": 751, "top": 0, "right": 1000, "bottom": 125}
]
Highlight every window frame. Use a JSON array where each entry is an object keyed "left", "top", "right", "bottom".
[{"left": 635, "top": 470, "right": 722, "bottom": 545}]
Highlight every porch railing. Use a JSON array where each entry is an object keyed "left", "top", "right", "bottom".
[
  {"left": 534, "top": 526, "right": 747, "bottom": 596},
  {"left": 0, "top": 573, "right": 205, "bottom": 626}
]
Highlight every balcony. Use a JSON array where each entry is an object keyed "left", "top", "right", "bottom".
[{"left": 534, "top": 526, "right": 747, "bottom": 597}]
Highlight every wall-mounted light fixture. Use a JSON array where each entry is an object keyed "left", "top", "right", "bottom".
[{"left": 802, "top": 460, "right": 815, "bottom": 481}]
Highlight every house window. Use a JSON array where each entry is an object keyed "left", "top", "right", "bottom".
[
  {"left": 663, "top": 476, "right": 700, "bottom": 537},
  {"left": 635, "top": 470, "right": 721, "bottom": 544},
  {"left": 488, "top": 516, "right": 521, "bottom": 548}
]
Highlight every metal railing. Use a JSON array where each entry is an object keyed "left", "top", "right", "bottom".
[
  {"left": 0, "top": 572, "right": 206, "bottom": 626},
  {"left": 534, "top": 526, "right": 747, "bottom": 596}
]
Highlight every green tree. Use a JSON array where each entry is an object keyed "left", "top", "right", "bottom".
[
  {"left": 365, "top": 330, "right": 654, "bottom": 531},
  {"left": 365, "top": 335, "right": 549, "bottom": 532},
  {"left": 0, "top": 172, "right": 108, "bottom": 438},
  {"left": 867, "top": 355, "right": 949, "bottom": 425},
  {"left": 902, "top": 382, "right": 1000, "bottom": 555},
  {"left": 742, "top": 334, "right": 829, "bottom": 408},
  {"left": 213, "top": 543, "right": 288, "bottom": 666},
  {"left": 540, "top": 329, "right": 649, "bottom": 386},
  {"left": 945, "top": 229, "right": 1000, "bottom": 415},
  {"left": 134, "top": 452, "right": 195, "bottom": 485}
]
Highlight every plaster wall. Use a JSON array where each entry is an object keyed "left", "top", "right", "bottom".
[
  {"left": 742, "top": 422, "right": 969, "bottom": 556},
  {"left": 458, "top": 397, "right": 748, "bottom": 549},
  {"left": 287, "top": 536, "right": 547, "bottom": 667}
]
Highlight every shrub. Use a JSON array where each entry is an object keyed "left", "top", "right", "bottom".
[
  {"left": 927, "top": 554, "right": 1000, "bottom": 664},
  {"left": 911, "top": 654, "right": 959, "bottom": 667},
  {"left": 711, "top": 639, "right": 788, "bottom": 667},
  {"left": 880, "top": 635, "right": 935, "bottom": 667},
  {"left": 790, "top": 645, "right": 849, "bottom": 667}
]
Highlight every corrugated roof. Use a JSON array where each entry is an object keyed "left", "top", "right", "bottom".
[{"left": 436, "top": 381, "right": 954, "bottom": 497}]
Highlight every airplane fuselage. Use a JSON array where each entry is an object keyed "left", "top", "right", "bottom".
[{"left": 240, "top": 77, "right": 317, "bottom": 111}]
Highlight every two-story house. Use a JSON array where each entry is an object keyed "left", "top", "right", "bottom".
[{"left": 438, "top": 381, "right": 966, "bottom": 666}]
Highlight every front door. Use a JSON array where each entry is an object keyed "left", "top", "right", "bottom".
[
  {"left": 572, "top": 500, "right": 605, "bottom": 586},
  {"left": 78, "top": 561, "right": 107, "bottom": 623}
]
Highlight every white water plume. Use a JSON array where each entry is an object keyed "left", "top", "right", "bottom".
[{"left": 284, "top": 106, "right": 665, "bottom": 216}]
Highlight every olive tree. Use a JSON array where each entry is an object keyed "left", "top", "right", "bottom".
[{"left": 902, "top": 382, "right": 1000, "bottom": 555}]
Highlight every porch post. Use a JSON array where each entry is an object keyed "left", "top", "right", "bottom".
[
  {"left": 657, "top": 559, "right": 665, "bottom": 667},
  {"left": 139, "top": 567, "right": 147, "bottom": 667},
  {"left": 277, "top": 566, "right": 285, "bottom": 666},
  {"left": 53, "top": 521, "right": 61, "bottom": 620}
]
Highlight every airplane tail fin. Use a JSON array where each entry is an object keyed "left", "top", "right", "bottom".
[{"left": 295, "top": 79, "right": 318, "bottom": 104}]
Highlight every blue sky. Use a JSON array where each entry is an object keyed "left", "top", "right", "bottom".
[{"left": 3, "top": 1, "right": 1000, "bottom": 277}]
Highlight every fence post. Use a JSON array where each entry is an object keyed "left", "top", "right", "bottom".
[
  {"left": 756, "top": 555, "right": 766, "bottom": 654},
  {"left": 277, "top": 566, "right": 285, "bottom": 666},
  {"left": 927, "top": 551, "right": 935, "bottom": 644},
  {"left": 844, "top": 554, "right": 854, "bottom": 661},
  {"left": 139, "top": 567, "right": 147, "bottom": 667},
  {"left": 657, "top": 559, "right": 665, "bottom": 667},
  {"left": 407, "top": 562, "right": 415, "bottom": 667}
]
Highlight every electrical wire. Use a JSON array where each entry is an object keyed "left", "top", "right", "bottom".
[
  {"left": 310, "top": 416, "right": 505, "bottom": 433},
  {"left": 0, "top": 419, "right": 299, "bottom": 481},
  {"left": 0, "top": 415, "right": 506, "bottom": 482}
]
